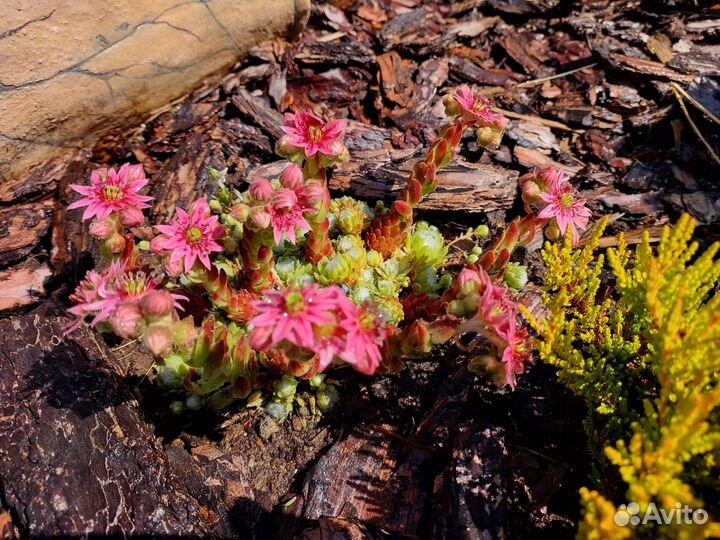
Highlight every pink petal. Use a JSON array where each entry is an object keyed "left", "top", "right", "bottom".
[
  {"left": 69, "top": 184, "right": 93, "bottom": 195},
  {"left": 67, "top": 199, "right": 91, "bottom": 210},
  {"left": 183, "top": 253, "right": 195, "bottom": 274},
  {"left": 199, "top": 252, "right": 211, "bottom": 269},
  {"left": 555, "top": 213, "right": 570, "bottom": 235},
  {"left": 322, "top": 119, "right": 347, "bottom": 140},
  {"left": 537, "top": 204, "right": 557, "bottom": 220}
]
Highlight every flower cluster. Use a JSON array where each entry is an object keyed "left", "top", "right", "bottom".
[
  {"left": 250, "top": 285, "right": 385, "bottom": 375},
  {"left": 65, "top": 87, "right": 586, "bottom": 415},
  {"left": 449, "top": 267, "right": 531, "bottom": 389},
  {"left": 67, "top": 257, "right": 191, "bottom": 356},
  {"left": 69, "top": 163, "right": 153, "bottom": 256},
  {"left": 444, "top": 85, "right": 509, "bottom": 148},
  {"left": 519, "top": 166, "right": 591, "bottom": 245}
]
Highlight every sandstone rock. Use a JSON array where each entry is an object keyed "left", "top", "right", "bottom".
[{"left": 0, "top": 0, "right": 311, "bottom": 183}]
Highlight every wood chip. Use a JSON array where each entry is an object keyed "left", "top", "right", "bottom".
[
  {"left": 377, "top": 51, "right": 417, "bottom": 108},
  {"left": 0, "top": 199, "right": 54, "bottom": 265},
  {"left": 607, "top": 52, "right": 695, "bottom": 83},
  {"left": 0, "top": 261, "right": 51, "bottom": 312}
]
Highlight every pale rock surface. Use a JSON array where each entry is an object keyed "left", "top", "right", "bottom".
[{"left": 0, "top": 0, "right": 310, "bottom": 183}]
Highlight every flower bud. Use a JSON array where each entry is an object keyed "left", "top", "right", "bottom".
[
  {"left": 164, "top": 256, "right": 184, "bottom": 277},
  {"left": 249, "top": 207, "right": 272, "bottom": 230},
  {"left": 474, "top": 224, "right": 490, "bottom": 238},
  {"left": 230, "top": 202, "right": 250, "bottom": 223},
  {"left": 448, "top": 299, "right": 465, "bottom": 317},
  {"left": 545, "top": 220, "right": 560, "bottom": 241},
  {"left": 150, "top": 234, "right": 170, "bottom": 256},
  {"left": 403, "top": 320, "right": 432, "bottom": 355},
  {"left": 249, "top": 179, "right": 274, "bottom": 202},
  {"left": 110, "top": 302, "right": 144, "bottom": 339},
  {"left": 275, "top": 136, "right": 303, "bottom": 161},
  {"left": 140, "top": 290, "right": 175, "bottom": 319},
  {"left": 105, "top": 233, "right": 126, "bottom": 255},
  {"left": 172, "top": 316, "right": 198, "bottom": 348},
  {"left": 189, "top": 198, "right": 211, "bottom": 219},
  {"left": 280, "top": 164, "right": 304, "bottom": 189},
  {"left": 299, "top": 182, "right": 325, "bottom": 207},
  {"left": 443, "top": 94, "right": 462, "bottom": 117},
  {"left": 394, "top": 200, "right": 413, "bottom": 220},
  {"left": 257, "top": 245, "right": 273, "bottom": 263},
  {"left": 476, "top": 125, "right": 505, "bottom": 149},
  {"left": 143, "top": 324, "right": 173, "bottom": 356},
  {"left": 89, "top": 219, "right": 115, "bottom": 239},
  {"left": 119, "top": 206, "right": 145, "bottom": 227}
]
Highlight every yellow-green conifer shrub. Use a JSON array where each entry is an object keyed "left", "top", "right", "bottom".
[{"left": 522, "top": 215, "right": 720, "bottom": 540}]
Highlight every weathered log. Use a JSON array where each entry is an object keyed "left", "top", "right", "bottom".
[
  {"left": 250, "top": 150, "right": 518, "bottom": 213},
  {"left": 0, "top": 310, "right": 211, "bottom": 537},
  {"left": 0, "top": 0, "right": 311, "bottom": 184}
]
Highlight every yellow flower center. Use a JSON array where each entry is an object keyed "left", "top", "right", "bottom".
[
  {"left": 102, "top": 185, "right": 124, "bottom": 201},
  {"left": 560, "top": 192, "right": 575, "bottom": 209},
  {"left": 186, "top": 227, "right": 203, "bottom": 245},
  {"left": 472, "top": 101, "right": 486, "bottom": 112},
  {"left": 308, "top": 125, "right": 323, "bottom": 143},
  {"left": 285, "top": 291, "right": 305, "bottom": 315},
  {"left": 359, "top": 310, "right": 376, "bottom": 331},
  {"left": 122, "top": 274, "right": 149, "bottom": 297}
]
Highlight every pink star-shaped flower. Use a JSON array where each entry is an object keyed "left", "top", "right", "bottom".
[
  {"left": 154, "top": 198, "right": 225, "bottom": 273},
  {"left": 281, "top": 111, "right": 347, "bottom": 158},
  {"left": 68, "top": 163, "right": 153, "bottom": 221}
]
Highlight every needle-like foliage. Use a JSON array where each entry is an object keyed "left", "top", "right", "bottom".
[{"left": 524, "top": 215, "right": 720, "bottom": 540}]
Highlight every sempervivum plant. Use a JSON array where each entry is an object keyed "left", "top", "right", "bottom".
[{"left": 66, "top": 85, "right": 592, "bottom": 418}]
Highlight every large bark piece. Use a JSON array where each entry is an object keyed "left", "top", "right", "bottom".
[
  {"left": 0, "top": 311, "right": 210, "bottom": 537},
  {"left": 250, "top": 150, "right": 518, "bottom": 213},
  {"left": 0, "top": 0, "right": 311, "bottom": 184}
]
